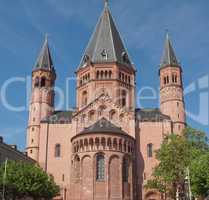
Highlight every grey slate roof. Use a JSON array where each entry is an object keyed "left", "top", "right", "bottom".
[
  {"left": 34, "top": 37, "right": 54, "bottom": 71},
  {"left": 41, "top": 111, "right": 74, "bottom": 124},
  {"left": 160, "top": 33, "right": 179, "bottom": 68},
  {"left": 79, "top": 4, "right": 133, "bottom": 69},
  {"left": 80, "top": 117, "right": 127, "bottom": 135},
  {"left": 136, "top": 108, "right": 171, "bottom": 122}
]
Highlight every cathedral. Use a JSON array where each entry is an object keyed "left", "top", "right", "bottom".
[{"left": 26, "top": 1, "right": 186, "bottom": 200}]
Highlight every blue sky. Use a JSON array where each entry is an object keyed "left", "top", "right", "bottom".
[{"left": 0, "top": 0, "right": 208, "bottom": 151}]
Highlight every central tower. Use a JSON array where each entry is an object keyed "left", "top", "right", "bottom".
[{"left": 75, "top": 2, "right": 136, "bottom": 111}]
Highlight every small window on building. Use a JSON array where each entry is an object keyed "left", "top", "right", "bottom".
[
  {"left": 32, "top": 127, "right": 34, "bottom": 131},
  {"left": 109, "top": 71, "right": 112, "bottom": 78},
  {"left": 96, "top": 71, "right": 100, "bottom": 79},
  {"left": 164, "top": 77, "right": 167, "bottom": 85},
  {"left": 122, "top": 73, "right": 125, "bottom": 82},
  {"left": 55, "top": 144, "right": 61, "bottom": 157},
  {"left": 101, "top": 71, "right": 104, "bottom": 79},
  {"left": 30, "top": 149, "right": 33, "bottom": 154},
  {"left": 82, "top": 91, "right": 88, "bottom": 106},
  {"left": 121, "top": 90, "right": 127, "bottom": 107},
  {"left": 147, "top": 143, "right": 153, "bottom": 158},
  {"left": 128, "top": 76, "right": 131, "bottom": 84},
  {"left": 31, "top": 139, "right": 34, "bottom": 144},
  {"left": 105, "top": 71, "right": 108, "bottom": 78},
  {"left": 119, "top": 72, "right": 122, "bottom": 80},
  {"left": 62, "top": 174, "right": 65, "bottom": 181},
  {"left": 40, "top": 77, "right": 46, "bottom": 87},
  {"left": 122, "top": 157, "right": 129, "bottom": 182},
  {"left": 101, "top": 49, "right": 108, "bottom": 60},
  {"left": 33, "top": 118, "right": 35, "bottom": 122},
  {"left": 175, "top": 75, "right": 178, "bottom": 83},
  {"left": 96, "top": 154, "right": 105, "bottom": 181}
]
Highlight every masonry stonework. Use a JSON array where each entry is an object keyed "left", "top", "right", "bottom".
[{"left": 26, "top": 3, "right": 186, "bottom": 200}]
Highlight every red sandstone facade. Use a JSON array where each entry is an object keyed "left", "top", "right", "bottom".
[{"left": 26, "top": 3, "right": 186, "bottom": 200}]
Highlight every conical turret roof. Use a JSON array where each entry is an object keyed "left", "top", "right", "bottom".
[
  {"left": 160, "top": 33, "right": 179, "bottom": 68},
  {"left": 34, "top": 36, "right": 54, "bottom": 71},
  {"left": 79, "top": 3, "right": 133, "bottom": 69}
]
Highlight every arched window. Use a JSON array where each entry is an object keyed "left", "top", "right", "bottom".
[
  {"left": 109, "top": 110, "right": 116, "bottom": 120},
  {"left": 172, "top": 74, "right": 175, "bottom": 83},
  {"left": 105, "top": 71, "right": 108, "bottom": 78},
  {"left": 55, "top": 144, "right": 61, "bottom": 157},
  {"left": 109, "top": 71, "right": 112, "bottom": 78},
  {"left": 128, "top": 76, "right": 131, "bottom": 84},
  {"left": 163, "top": 77, "right": 167, "bottom": 85},
  {"left": 101, "top": 71, "right": 104, "bottom": 79},
  {"left": 74, "top": 155, "right": 80, "bottom": 180},
  {"left": 40, "top": 77, "right": 46, "bottom": 87},
  {"left": 88, "top": 110, "right": 95, "bottom": 121},
  {"left": 34, "top": 77, "right": 39, "bottom": 87},
  {"left": 82, "top": 91, "right": 88, "bottom": 106},
  {"left": 98, "top": 105, "right": 106, "bottom": 116},
  {"left": 96, "top": 154, "right": 105, "bottom": 181},
  {"left": 123, "top": 157, "right": 129, "bottom": 182},
  {"left": 147, "top": 143, "right": 153, "bottom": 158},
  {"left": 119, "top": 72, "right": 122, "bottom": 80},
  {"left": 96, "top": 71, "right": 100, "bottom": 79},
  {"left": 175, "top": 75, "right": 177, "bottom": 83},
  {"left": 121, "top": 90, "right": 127, "bottom": 107}
]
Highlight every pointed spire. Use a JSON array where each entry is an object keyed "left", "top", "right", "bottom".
[
  {"left": 34, "top": 35, "right": 54, "bottom": 71},
  {"left": 104, "top": 0, "right": 108, "bottom": 8},
  {"left": 78, "top": 2, "right": 133, "bottom": 69},
  {"left": 160, "top": 32, "right": 179, "bottom": 68}
]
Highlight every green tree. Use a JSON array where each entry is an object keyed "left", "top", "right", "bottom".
[
  {"left": 146, "top": 127, "right": 209, "bottom": 199},
  {"left": 145, "top": 134, "right": 192, "bottom": 198},
  {"left": 190, "top": 152, "right": 209, "bottom": 198},
  {"left": 0, "top": 160, "right": 59, "bottom": 200}
]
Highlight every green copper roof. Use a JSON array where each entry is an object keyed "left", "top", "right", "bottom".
[
  {"left": 160, "top": 33, "right": 179, "bottom": 68},
  {"left": 34, "top": 36, "right": 54, "bottom": 71},
  {"left": 79, "top": 4, "right": 133, "bottom": 69}
]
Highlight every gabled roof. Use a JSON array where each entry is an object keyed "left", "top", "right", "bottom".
[
  {"left": 41, "top": 110, "right": 74, "bottom": 124},
  {"left": 80, "top": 117, "right": 127, "bottom": 135},
  {"left": 160, "top": 33, "right": 179, "bottom": 68},
  {"left": 78, "top": 3, "right": 133, "bottom": 69},
  {"left": 136, "top": 108, "right": 171, "bottom": 122},
  {"left": 34, "top": 36, "right": 54, "bottom": 71}
]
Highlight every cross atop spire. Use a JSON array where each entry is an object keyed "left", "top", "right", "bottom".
[
  {"left": 160, "top": 32, "right": 179, "bottom": 68},
  {"left": 104, "top": 0, "right": 108, "bottom": 7}
]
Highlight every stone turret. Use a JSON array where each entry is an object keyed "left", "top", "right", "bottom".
[
  {"left": 159, "top": 33, "right": 186, "bottom": 134},
  {"left": 26, "top": 36, "right": 56, "bottom": 161},
  {"left": 76, "top": 2, "right": 136, "bottom": 111}
]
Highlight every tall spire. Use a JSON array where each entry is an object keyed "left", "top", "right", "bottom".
[
  {"left": 34, "top": 35, "right": 54, "bottom": 71},
  {"left": 78, "top": 1, "right": 133, "bottom": 69},
  {"left": 104, "top": 0, "right": 108, "bottom": 7},
  {"left": 160, "top": 32, "right": 179, "bottom": 68}
]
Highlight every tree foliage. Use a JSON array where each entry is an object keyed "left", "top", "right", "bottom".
[
  {"left": 0, "top": 161, "right": 59, "bottom": 200},
  {"left": 146, "top": 127, "right": 209, "bottom": 199}
]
